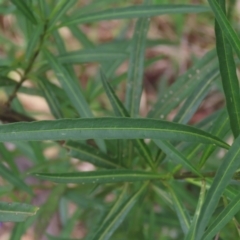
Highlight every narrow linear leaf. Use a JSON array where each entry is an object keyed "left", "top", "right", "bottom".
[
  {"left": 11, "top": 0, "right": 37, "bottom": 24},
  {"left": 44, "top": 50, "right": 91, "bottom": 118},
  {"left": 148, "top": 50, "right": 218, "bottom": 119},
  {"left": 199, "top": 109, "right": 230, "bottom": 168},
  {"left": 0, "top": 76, "right": 17, "bottom": 87},
  {"left": 214, "top": 0, "right": 240, "bottom": 138},
  {"left": 34, "top": 186, "right": 65, "bottom": 238},
  {"left": 0, "top": 117, "right": 229, "bottom": 149},
  {"left": 10, "top": 214, "right": 36, "bottom": 240},
  {"left": 63, "top": 5, "right": 210, "bottom": 26},
  {"left": 34, "top": 170, "right": 166, "bottom": 184},
  {"left": 89, "top": 184, "right": 128, "bottom": 238},
  {"left": 195, "top": 134, "right": 240, "bottom": 240},
  {"left": 58, "top": 49, "right": 128, "bottom": 64},
  {"left": 208, "top": 0, "right": 240, "bottom": 60},
  {"left": 44, "top": 50, "right": 106, "bottom": 151},
  {"left": 66, "top": 141, "right": 121, "bottom": 169},
  {"left": 168, "top": 184, "right": 190, "bottom": 235},
  {"left": 67, "top": 23, "right": 94, "bottom": 48},
  {"left": 52, "top": 30, "right": 77, "bottom": 92},
  {"left": 187, "top": 178, "right": 238, "bottom": 201},
  {"left": 100, "top": 185, "right": 128, "bottom": 226},
  {"left": 91, "top": 182, "right": 148, "bottom": 240},
  {"left": 26, "top": 24, "right": 43, "bottom": 61},
  {"left": 0, "top": 186, "right": 13, "bottom": 196},
  {"left": 48, "top": 0, "right": 76, "bottom": 28},
  {"left": 154, "top": 140, "right": 202, "bottom": 177},
  {"left": 126, "top": 16, "right": 149, "bottom": 117},
  {"left": 173, "top": 75, "right": 215, "bottom": 124},
  {"left": 203, "top": 191, "right": 240, "bottom": 240},
  {"left": 37, "top": 77, "right": 64, "bottom": 119},
  {"left": 0, "top": 202, "right": 38, "bottom": 222},
  {"left": 0, "top": 142, "right": 18, "bottom": 173},
  {"left": 47, "top": 235, "right": 77, "bottom": 240},
  {"left": 0, "top": 162, "right": 32, "bottom": 195},
  {"left": 38, "top": 0, "right": 49, "bottom": 19},
  {"left": 0, "top": 5, "right": 16, "bottom": 14},
  {"left": 100, "top": 70, "right": 129, "bottom": 117},
  {"left": 185, "top": 181, "right": 206, "bottom": 240},
  {"left": 100, "top": 71, "right": 155, "bottom": 169},
  {"left": 59, "top": 209, "right": 81, "bottom": 238},
  {"left": 153, "top": 185, "right": 173, "bottom": 207}
]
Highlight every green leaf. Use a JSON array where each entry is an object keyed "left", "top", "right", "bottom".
[
  {"left": 187, "top": 178, "right": 238, "bottom": 201},
  {"left": 100, "top": 70, "right": 129, "bottom": 117},
  {"left": 214, "top": 0, "right": 240, "bottom": 138},
  {"left": 10, "top": 214, "right": 36, "bottom": 240},
  {"left": 47, "top": 235, "right": 77, "bottom": 240},
  {"left": 37, "top": 77, "right": 64, "bottom": 119},
  {"left": 153, "top": 185, "right": 173, "bottom": 206},
  {"left": 208, "top": 0, "right": 240, "bottom": 60},
  {"left": 48, "top": 0, "right": 76, "bottom": 28},
  {"left": 0, "top": 202, "right": 38, "bottom": 222},
  {"left": 0, "top": 5, "right": 16, "bottom": 14},
  {"left": 99, "top": 184, "right": 128, "bottom": 226},
  {"left": 63, "top": 5, "right": 210, "bottom": 26},
  {"left": 126, "top": 16, "right": 149, "bottom": 117},
  {"left": 0, "top": 185, "right": 13, "bottom": 196},
  {"left": 0, "top": 142, "right": 18, "bottom": 173},
  {"left": 168, "top": 184, "right": 190, "bottom": 235},
  {"left": 91, "top": 182, "right": 148, "bottom": 240},
  {"left": 44, "top": 50, "right": 92, "bottom": 118},
  {"left": 57, "top": 49, "right": 128, "bottom": 64},
  {"left": 154, "top": 140, "right": 202, "bottom": 177},
  {"left": 67, "top": 22, "right": 94, "bottom": 48},
  {"left": 38, "top": 0, "right": 49, "bottom": 19},
  {"left": 100, "top": 71, "right": 155, "bottom": 169},
  {"left": 34, "top": 186, "right": 65, "bottom": 238},
  {"left": 52, "top": 30, "right": 77, "bottom": 89},
  {"left": 202, "top": 191, "right": 240, "bottom": 240},
  {"left": 0, "top": 162, "right": 32, "bottom": 195},
  {"left": 148, "top": 50, "right": 218, "bottom": 119},
  {"left": 11, "top": 0, "right": 37, "bottom": 24},
  {"left": 199, "top": 109, "right": 230, "bottom": 168},
  {"left": 44, "top": 50, "right": 106, "bottom": 152},
  {"left": 173, "top": 75, "right": 215, "bottom": 124},
  {"left": 59, "top": 209, "right": 82, "bottom": 238},
  {"left": 66, "top": 141, "right": 121, "bottom": 169},
  {"left": 34, "top": 170, "right": 166, "bottom": 184},
  {"left": 0, "top": 117, "right": 229, "bottom": 149},
  {"left": 195, "top": 134, "right": 240, "bottom": 240},
  {"left": 185, "top": 181, "right": 206, "bottom": 240},
  {"left": 25, "top": 24, "right": 43, "bottom": 61},
  {"left": 0, "top": 76, "right": 17, "bottom": 87}
]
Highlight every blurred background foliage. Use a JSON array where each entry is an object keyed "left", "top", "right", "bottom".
[{"left": 0, "top": 0, "right": 240, "bottom": 239}]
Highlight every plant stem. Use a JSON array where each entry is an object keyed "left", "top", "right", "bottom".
[{"left": 5, "top": 21, "right": 48, "bottom": 107}]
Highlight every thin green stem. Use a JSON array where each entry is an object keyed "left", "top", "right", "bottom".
[{"left": 5, "top": 20, "right": 49, "bottom": 107}]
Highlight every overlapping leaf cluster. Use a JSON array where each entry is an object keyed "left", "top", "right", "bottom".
[{"left": 1, "top": 0, "right": 240, "bottom": 239}]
